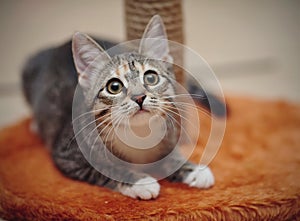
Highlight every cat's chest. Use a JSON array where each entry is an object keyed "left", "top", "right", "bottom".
[{"left": 109, "top": 115, "right": 173, "bottom": 164}]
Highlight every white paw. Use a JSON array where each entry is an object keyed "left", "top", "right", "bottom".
[
  {"left": 119, "top": 177, "right": 160, "bottom": 200},
  {"left": 183, "top": 165, "right": 215, "bottom": 189}
]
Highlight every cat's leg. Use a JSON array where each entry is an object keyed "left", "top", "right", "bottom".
[
  {"left": 52, "top": 123, "right": 160, "bottom": 200},
  {"left": 180, "top": 163, "right": 214, "bottom": 188},
  {"left": 163, "top": 153, "right": 214, "bottom": 189},
  {"left": 117, "top": 176, "right": 160, "bottom": 200},
  {"left": 53, "top": 151, "right": 160, "bottom": 199}
]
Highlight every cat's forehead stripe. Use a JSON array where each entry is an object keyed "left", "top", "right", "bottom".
[
  {"left": 115, "top": 68, "right": 120, "bottom": 76},
  {"left": 123, "top": 63, "right": 129, "bottom": 72},
  {"left": 120, "top": 62, "right": 129, "bottom": 74},
  {"left": 115, "top": 60, "right": 130, "bottom": 77}
]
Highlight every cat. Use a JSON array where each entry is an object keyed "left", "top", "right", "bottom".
[{"left": 22, "top": 15, "right": 217, "bottom": 200}]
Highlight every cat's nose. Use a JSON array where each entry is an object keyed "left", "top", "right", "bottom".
[{"left": 131, "top": 94, "right": 146, "bottom": 109}]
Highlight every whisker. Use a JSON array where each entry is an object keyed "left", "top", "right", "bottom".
[
  {"left": 72, "top": 106, "right": 111, "bottom": 123},
  {"left": 89, "top": 111, "right": 122, "bottom": 161},
  {"left": 160, "top": 101, "right": 212, "bottom": 118},
  {"left": 69, "top": 112, "right": 111, "bottom": 144},
  {"left": 162, "top": 93, "right": 206, "bottom": 99},
  {"left": 89, "top": 132, "right": 101, "bottom": 161},
  {"left": 158, "top": 107, "right": 194, "bottom": 146},
  {"left": 88, "top": 111, "right": 124, "bottom": 161},
  {"left": 124, "top": 115, "right": 132, "bottom": 142},
  {"left": 160, "top": 102, "right": 210, "bottom": 120},
  {"left": 102, "top": 124, "right": 114, "bottom": 157},
  {"left": 105, "top": 115, "right": 122, "bottom": 158},
  {"left": 160, "top": 105, "right": 198, "bottom": 132},
  {"left": 103, "top": 112, "right": 125, "bottom": 160},
  {"left": 71, "top": 113, "right": 113, "bottom": 150}
]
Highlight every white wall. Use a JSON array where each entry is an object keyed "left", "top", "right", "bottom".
[{"left": 0, "top": 0, "right": 299, "bottom": 126}]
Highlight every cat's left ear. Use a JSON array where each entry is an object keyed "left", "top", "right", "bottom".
[
  {"left": 139, "top": 15, "right": 173, "bottom": 63},
  {"left": 72, "top": 32, "right": 111, "bottom": 90}
]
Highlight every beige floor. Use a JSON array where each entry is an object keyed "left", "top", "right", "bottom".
[{"left": 0, "top": 0, "right": 299, "bottom": 127}]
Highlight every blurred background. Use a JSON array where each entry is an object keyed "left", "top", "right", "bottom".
[{"left": 0, "top": 0, "right": 299, "bottom": 126}]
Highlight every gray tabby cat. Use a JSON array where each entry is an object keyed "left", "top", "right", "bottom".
[{"left": 22, "top": 15, "right": 214, "bottom": 200}]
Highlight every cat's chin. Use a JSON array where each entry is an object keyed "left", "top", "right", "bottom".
[
  {"left": 130, "top": 107, "right": 150, "bottom": 115},
  {"left": 135, "top": 109, "right": 150, "bottom": 115},
  {"left": 131, "top": 109, "right": 152, "bottom": 121}
]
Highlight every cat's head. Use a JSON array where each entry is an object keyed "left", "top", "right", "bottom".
[{"left": 72, "top": 15, "right": 176, "bottom": 125}]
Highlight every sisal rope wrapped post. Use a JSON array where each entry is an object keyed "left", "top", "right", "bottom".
[{"left": 125, "top": 0, "right": 185, "bottom": 85}]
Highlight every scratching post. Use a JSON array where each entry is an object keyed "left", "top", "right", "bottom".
[{"left": 125, "top": 0, "right": 185, "bottom": 85}]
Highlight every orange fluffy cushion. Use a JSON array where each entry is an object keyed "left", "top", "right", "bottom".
[{"left": 0, "top": 97, "right": 300, "bottom": 220}]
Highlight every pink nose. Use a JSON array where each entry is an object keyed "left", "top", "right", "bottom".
[{"left": 131, "top": 94, "right": 146, "bottom": 108}]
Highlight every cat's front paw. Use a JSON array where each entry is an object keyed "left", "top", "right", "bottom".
[
  {"left": 183, "top": 165, "right": 214, "bottom": 189},
  {"left": 119, "top": 177, "right": 160, "bottom": 200}
]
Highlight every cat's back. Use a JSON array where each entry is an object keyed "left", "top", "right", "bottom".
[
  {"left": 22, "top": 38, "right": 116, "bottom": 146},
  {"left": 22, "top": 38, "right": 117, "bottom": 106},
  {"left": 22, "top": 41, "right": 77, "bottom": 145},
  {"left": 22, "top": 40, "right": 76, "bottom": 106}
]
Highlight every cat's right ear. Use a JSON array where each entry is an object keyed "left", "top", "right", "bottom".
[
  {"left": 72, "top": 32, "right": 111, "bottom": 90},
  {"left": 139, "top": 15, "right": 173, "bottom": 63}
]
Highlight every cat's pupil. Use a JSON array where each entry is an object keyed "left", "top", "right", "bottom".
[
  {"left": 111, "top": 82, "right": 120, "bottom": 91},
  {"left": 144, "top": 71, "right": 159, "bottom": 85},
  {"left": 147, "top": 75, "right": 155, "bottom": 84}
]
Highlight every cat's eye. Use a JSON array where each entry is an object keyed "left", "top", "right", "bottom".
[
  {"left": 106, "top": 78, "right": 124, "bottom": 94},
  {"left": 144, "top": 70, "right": 159, "bottom": 86}
]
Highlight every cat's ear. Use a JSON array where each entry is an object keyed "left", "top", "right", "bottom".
[
  {"left": 72, "top": 32, "right": 111, "bottom": 90},
  {"left": 139, "top": 15, "right": 173, "bottom": 63}
]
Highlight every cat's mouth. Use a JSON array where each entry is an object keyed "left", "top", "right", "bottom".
[
  {"left": 133, "top": 109, "right": 150, "bottom": 116},
  {"left": 129, "top": 106, "right": 153, "bottom": 120}
]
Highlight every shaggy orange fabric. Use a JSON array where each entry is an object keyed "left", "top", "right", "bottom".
[{"left": 0, "top": 97, "right": 300, "bottom": 220}]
